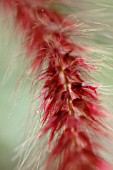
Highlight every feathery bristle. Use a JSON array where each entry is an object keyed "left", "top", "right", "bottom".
[{"left": 1, "top": 0, "right": 113, "bottom": 170}]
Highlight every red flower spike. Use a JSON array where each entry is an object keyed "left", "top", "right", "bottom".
[{"left": 1, "top": 0, "right": 113, "bottom": 170}]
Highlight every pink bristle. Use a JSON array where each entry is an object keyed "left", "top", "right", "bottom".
[{"left": 1, "top": 0, "right": 113, "bottom": 170}]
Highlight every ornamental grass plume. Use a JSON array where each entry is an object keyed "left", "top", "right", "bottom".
[{"left": 1, "top": 0, "right": 113, "bottom": 170}]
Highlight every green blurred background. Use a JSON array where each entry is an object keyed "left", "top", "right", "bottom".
[{"left": 0, "top": 17, "right": 31, "bottom": 170}]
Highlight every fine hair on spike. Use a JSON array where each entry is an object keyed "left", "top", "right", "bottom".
[{"left": 0, "top": 0, "right": 113, "bottom": 170}]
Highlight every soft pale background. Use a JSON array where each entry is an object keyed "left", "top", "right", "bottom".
[{"left": 0, "top": 17, "right": 31, "bottom": 170}]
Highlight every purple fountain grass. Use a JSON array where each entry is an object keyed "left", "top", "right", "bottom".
[{"left": 1, "top": 0, "right": 113, "bottom": 170}]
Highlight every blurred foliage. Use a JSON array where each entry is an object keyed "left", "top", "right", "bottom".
[{"left": 0, "top": 17, "right": 31, "bottom": 170}]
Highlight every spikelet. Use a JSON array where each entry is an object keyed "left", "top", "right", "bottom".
[{"left": 1, "top": 0, "right": 113, "bottom": 170}]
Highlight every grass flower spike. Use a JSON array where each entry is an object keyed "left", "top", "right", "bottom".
[{"left": 1, "top": 0, "right": 113, "bottom": 170}]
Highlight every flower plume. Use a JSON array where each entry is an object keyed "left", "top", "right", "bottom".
[{"left": 1, "top": 0, "right": 113, "bottom": 170}]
